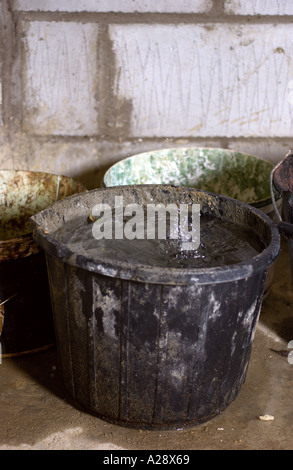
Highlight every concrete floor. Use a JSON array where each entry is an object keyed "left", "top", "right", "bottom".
[{"left": 0, "top": 238, "right": 293, "bottom": 451}]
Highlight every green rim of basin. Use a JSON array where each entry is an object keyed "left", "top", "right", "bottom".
[{"left": 103, "top": 147, "right": 279, "bottom": 208}]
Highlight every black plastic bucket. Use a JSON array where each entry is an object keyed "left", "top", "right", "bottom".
[
  {"left": 0, "top": 170, "right": 86, "bottom": 357},
  {"left": 31, "top": 185, "right": 280, "bottom": 429},
  {"left": 271, "top": 150, "right": 293, "bottom": 284}
]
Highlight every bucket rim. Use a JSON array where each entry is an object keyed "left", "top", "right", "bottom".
[
  {"left": 0, "top": 168, "right": 85, "bottom": 181},
  {"left": 30, "top": 185, "right": 280, "bottom": 286}
]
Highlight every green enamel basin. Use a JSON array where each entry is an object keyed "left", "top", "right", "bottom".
[{"left": 103, "top": 147, "right": 281, "bottom": 218}]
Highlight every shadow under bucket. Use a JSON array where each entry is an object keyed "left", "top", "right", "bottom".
[
  {"left": 0, "top": 170, "right": 86, "bottom": 357},
  {"left": 31, "top": 185, "right": 280, "bottom": 430}
]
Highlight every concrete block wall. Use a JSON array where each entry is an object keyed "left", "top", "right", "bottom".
[{"left": 0, "top": 0, "right": 292, "bottom": 188}]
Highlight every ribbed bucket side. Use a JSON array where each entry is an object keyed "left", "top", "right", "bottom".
[{"left": 46, "top": 255, "right": 267, "bottom": 429}]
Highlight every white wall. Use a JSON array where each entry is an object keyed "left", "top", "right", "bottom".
[{"left": 0, "top": 0, "right": 292, "bottom": 188}]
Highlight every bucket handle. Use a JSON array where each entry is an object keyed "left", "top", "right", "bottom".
[
  {"left": 270, "top": 162, "right": 282, "bottom": 224},
  {"left": 270, "top": 161, "right": 293, "bottom": 238}
]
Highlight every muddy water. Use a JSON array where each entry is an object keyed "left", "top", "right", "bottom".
[{"left": 52, "top": 212, "right": 265, "bottom": 269}]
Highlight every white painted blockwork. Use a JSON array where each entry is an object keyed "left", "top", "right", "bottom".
[
  {"left": 225, "top": 0, "right": 293, "bottom": 15},
  {"left": 22, "top": 21, "right": 293, "bottom": 138},
  {"left": 13, "top": 0, "right": 212, "bottom": 13},
  {"left": 110, "top": 23, "right": 293, "bottom": 138},
  {"left": 22, "top": 22, "right": 99, "bottom": 136}
]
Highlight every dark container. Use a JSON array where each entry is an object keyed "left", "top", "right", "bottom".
[
  {"left": 0, "top": 170, "right": 86, "bottom": 356},
  {"left": 271, "top": 150, "right": 293, "bottom": 283},
  {"left": 31, "top": 185, "right": 280, "bottom": 429}
]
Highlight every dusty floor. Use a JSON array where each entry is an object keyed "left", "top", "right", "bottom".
[{"left": 0, "top": 238, "right": 293, "bottom": 451}]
